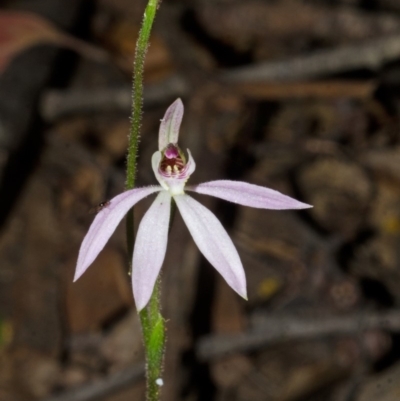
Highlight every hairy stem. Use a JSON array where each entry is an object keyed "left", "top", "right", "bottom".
[
  {"left": 126, "top": 0, "right": 159, "bottom": 189},
  {"left": 140, "top": 280, "right": 165, "bottom": 400},
  {"left": 124, "top": 1, "right": 165, "bottom": 401}
]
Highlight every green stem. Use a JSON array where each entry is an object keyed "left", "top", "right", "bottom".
[
  {"left": 126, "top": 0, "right": 159, "bottom": 191},
  {"left": 124, "top": 1, "right": 165, "bottom": 401},
  {"left": 140, "top": 280, "right": 165, "bottom": 400}
]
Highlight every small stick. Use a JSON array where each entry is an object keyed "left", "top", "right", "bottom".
[
  {"left": 233, "top": 80, "right": 376, "bottom": 99},
  {"left": 42, "top": 363, "right": 144, "bottom": 401},
  {"left": 222, "top": 34, "right": 400, "bottom": 82},
  {"left": 40, "top": 75, "right": 188, "bottom": 122},
  {"left": 197, "top": 309, "right": 400, "bottom": 361}
]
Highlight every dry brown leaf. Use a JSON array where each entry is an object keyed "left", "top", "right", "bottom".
[{"left": 0, "top": 11, "right": 107, "bottom": 74}]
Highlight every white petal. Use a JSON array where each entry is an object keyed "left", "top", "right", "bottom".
[
  {"left": 152, "top": 151, "right": 169, "bottom": 190},
  {"left": 159, "top": 98, "right": 184, "bottom": 151},
  {"left": 187, "top": 180, "right": 312, "bottom": 209},
  {"left": 132, "top": 191, "right": 171, "bottom": 311},
  {"left": 74, "top": 186, "right": 162, "bottom": 282},
  {"left": 185, "top": 149, "right": 196, "bottom": 177},
  {"left": 174, "top": 194, "right": 247, "bottom": 299}
]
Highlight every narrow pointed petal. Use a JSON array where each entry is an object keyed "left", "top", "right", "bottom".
[
  {"left": 152, "top": 151, "right": 168, "bottom": 190},
  {"left": 132, "top": 191, "right": 171, "bottom": 311},
  {"left": 159, "top": 98, "right": 184, "bottom": 151},
  {"left": 185, "top": 149, "right": 196, "bottom": 177},
  {"left": 74, "top": 186, "right": 162, "bottom": 282},
  {"left": 187, "top": 180, "right": 312, "bottom": 210},
  {"left": 174, "top": 194, "right": 247, "bottom": 299}
]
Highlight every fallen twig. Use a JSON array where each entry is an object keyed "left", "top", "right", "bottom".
[
  {"left": 41, "top": 77, "right": 375, "bottom": 123},
  {"left": 197, "top": 309, "right": 400, "bottom": 361},
  {"left": 40, "top": 75, "right": 189, "bottom": 122},
  {"left": 41, "top": 363, "right": 144, "bottom": 401},
  {"left": 222, "top": 34, "right": 400, "bottom": 82},
  {"left": 233, "top": 80, "right": 376, "bottom": 99}
]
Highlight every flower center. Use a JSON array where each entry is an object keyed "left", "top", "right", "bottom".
[{"left": 160, "top": 144, "right": 185, "bottom": 177}]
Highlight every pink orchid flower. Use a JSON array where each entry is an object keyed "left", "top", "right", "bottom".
[{"left": 74, "top": 99, "right": 312, "bottom": 311}]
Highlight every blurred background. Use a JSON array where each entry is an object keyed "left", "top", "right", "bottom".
[{"left": 2, "top": 0, "right": 400, "bottom": 400}]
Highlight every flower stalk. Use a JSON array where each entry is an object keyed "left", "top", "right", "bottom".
[
  {"left": 140, "top": 280, "right": 164, "bottom": 401},
  {"left": 125, "top": 1, "right": 165, "bottom": 400},
  {"left": 126, "top": 0, "right": 159, "bottom": 190}
]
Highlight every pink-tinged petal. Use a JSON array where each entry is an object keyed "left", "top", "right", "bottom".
[
  {"left": 152, "top": 151, "right": 168, "bottom": 190},
  {"left": 74, "top": 186, "right": 162, "bottom": 282},
  {"left": 185, "top": 149, "right": 196, "bottom": 177},
  {"left": 132, "top": 191, "right": 171, "bottom": 311},
  {"left": 159, "top": 98, "right": 184, "bottom": 151},
  {"left": 174, "top": 194, "right": 247, "bottom": 299},
  {"left": 187, "top": 180, "right": 312, "bottom": 210}
]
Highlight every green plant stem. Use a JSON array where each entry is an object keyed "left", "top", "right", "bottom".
[
  {"left": 126, "top": 0, "right": 159, "bottom": 191},
  {"left": 124, "top": 1, "right": 165, "bottom": 401},
  {"left": 140, "top": 280, "right": 164, "bottom": 400}
]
